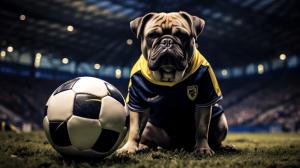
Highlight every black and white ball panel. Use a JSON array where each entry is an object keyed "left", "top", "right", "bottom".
[
  {"left": 67, "top": 116, "right": 101, "bottom": 150},
  {"left": 47, "top": 90, "right": 75, "bottom": 121},
  {"left": 44, "top": 117, "right": 78, "bottom": 156},
  {"left": 48, "top": 119, "right": 72, "bottom": 147},
  {"left": 92, "top": 129, "right": 120, "bottom": 153},
  {"left": 99, "top": 96, "right": 126, "bottom": 132},
  {"left": 111, "top": 127, "right": 128, "bottom": 153},
  {"left": 105, "top": 82, "right": 125, "bottom": 106},
  {"left": 104, "top": 82, "right": 129, "bottom": 128},
  {"left": 53, "top": 78, "right": 80, "bottom": 95},
  {"left": 72, "top": 77, "right": 108, "bottom": 97},
  {"left": 43, "top": 117, "right": 55, "bottom": 146},
  {"left": 73, "top": 93, "right": 101, "bottom": 119}
]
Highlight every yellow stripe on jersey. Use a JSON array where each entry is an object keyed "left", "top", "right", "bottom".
[
  {"left": 199, "top": 55, "right": 222, "bottom": 97},
  {"left": 207, "top": 65, "right": 222, "bottom": 97},
  {"left": 126, "top": 48, "right": 222, "bottom": 102}
]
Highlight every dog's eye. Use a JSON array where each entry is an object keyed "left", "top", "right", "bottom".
[
  {"left": 147, "top": 32, "right": 161, "bottom": 39},
  {"left": 174, "top": 32, "right": 189, "bottom": 39}
]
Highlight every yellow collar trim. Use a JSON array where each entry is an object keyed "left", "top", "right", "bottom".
[{"left": 138, "top": 49, "right": 209, "bottom": 87}]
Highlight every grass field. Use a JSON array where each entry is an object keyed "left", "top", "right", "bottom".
[{"left": 0, "top": 131, "right": 300, "bottom": 168}]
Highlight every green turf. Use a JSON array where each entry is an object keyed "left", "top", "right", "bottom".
[{"left": 0, "top": 131, "right": 299, "bottom": 168}]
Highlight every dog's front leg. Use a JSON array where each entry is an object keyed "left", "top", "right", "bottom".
[
  {"left": 117, "top": 110, "right": 149, "bottom": 154},
  {"left": 194, "top": 105, "right": 215, "bottom": 156}
]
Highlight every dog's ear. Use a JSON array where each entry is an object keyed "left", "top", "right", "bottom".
[
  {"left": 130, "top": 13, "right": 155, "bottom": 39},
  {"left": 179, "top": 11, "right": 205, "bottom": 39}
]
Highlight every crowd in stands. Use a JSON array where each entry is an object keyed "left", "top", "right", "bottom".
[
  {"left": 220, "top": 69, "right": 300, "bottom": 132},
  {"left": 0, "top": 68, "right": 299, "bottom": 132},
  {"left": 0, "top": 75, "right": 59, "bottom": 129}
]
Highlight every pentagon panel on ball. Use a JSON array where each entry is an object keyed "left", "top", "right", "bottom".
[{"left": 43, "top": 77, "right": 129, "bottom": 158}]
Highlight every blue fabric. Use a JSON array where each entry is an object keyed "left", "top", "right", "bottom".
[{"left": 127, "top": 65, "right": 223, "bottom": 129}]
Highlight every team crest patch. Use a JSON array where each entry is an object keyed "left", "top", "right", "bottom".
[{"left": 187, "top": 85, "right": 198, "bottom": 101}]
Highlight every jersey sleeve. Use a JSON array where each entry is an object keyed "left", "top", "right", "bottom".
[
  {"left": 195, "top": 65, "right": 222, "bottom": 107},
  {"left": 126, "top": 77, "right": 149, "bottom": 112}
]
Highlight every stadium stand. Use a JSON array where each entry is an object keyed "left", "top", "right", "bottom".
[{"left": 221, "top": 69, "right": 300, "bottom": 132}]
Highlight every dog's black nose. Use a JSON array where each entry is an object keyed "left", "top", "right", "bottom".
[{"left": 161, "top": 38, "right": 173, "bottom": 48}]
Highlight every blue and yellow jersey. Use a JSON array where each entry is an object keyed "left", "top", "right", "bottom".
[{"left": 126, "top": 49, "right": 223, "bottom": 129}]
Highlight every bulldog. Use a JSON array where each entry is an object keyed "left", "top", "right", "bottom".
[{"left": 118, "top": 11, "right": 235, "bottom": 156}]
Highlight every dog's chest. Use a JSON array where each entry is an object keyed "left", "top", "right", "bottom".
[
  {"left": 140, "top": 78, "right": 201, "bottom": 114},
  {"left": 145, "top": 84, "right": 194, "bottom": 105},
  {"left": 139, "top": 68, "right": 207, "bottom": 108}
]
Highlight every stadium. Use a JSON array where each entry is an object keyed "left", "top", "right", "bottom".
[{"left": 0, "top": 0, "right": 299, "bottom": 167}]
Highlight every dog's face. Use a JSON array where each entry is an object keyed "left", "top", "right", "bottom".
[{"left": 130, "top": 12, "right": 205, "bottom": 82}]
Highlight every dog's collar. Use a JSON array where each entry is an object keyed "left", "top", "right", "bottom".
[{"left": 137, "top": 48, "right": 210, "bottom": 87}]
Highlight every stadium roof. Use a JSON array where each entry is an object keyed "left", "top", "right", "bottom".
[{"left": 0, "top": 0, "right": 299, "bottom": 68}]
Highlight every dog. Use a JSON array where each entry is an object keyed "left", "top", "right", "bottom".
[{"left": 118, "top": 11, "right": 234, "bottom": 156}]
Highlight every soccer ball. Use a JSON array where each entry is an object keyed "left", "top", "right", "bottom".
[{"left": 43, "top": 77, "right": 129, "bottom": 158}]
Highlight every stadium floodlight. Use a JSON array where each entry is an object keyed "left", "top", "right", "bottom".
[
  {"left": 62, "top": 57, "right": 69, "bottom": 64},
  {"left": 7, "top": 46, "right": 13, "bottom": 53},
  {"left": 94, "top": 63, "right": 101, "bottom": 70},
  {"left": 35, "top": 52, "right": 42, "bottom": 58},
  {"left": 19, "top": 14, "right": 26, "bottom": 21},
  {"left": 34, "top": 53, "right": 42, "bottom": 68},
  {"left": 257, "top": 64, "right": 264, "bottom": 74},
  {"left": 279, "top": 53, "right": 286, "bottom": 61},
  {"left": 221, "top": 69, "right": 228, "bottom": 76},
  {"left": 0, "top": 50, "right": 6, "bottom": 58},
  {"left": 126, "top": 39, "right": 133, "bottom": 45},
  {"left": 67, "top": 25, "right": 74, "bottom": 32},
  {"left": 115, "top": 68, "right": 122, "bottom": 79}
]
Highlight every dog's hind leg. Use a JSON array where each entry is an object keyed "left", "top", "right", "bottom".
[{"left": 139, "top": 122, "right": 172, "bottom": 150}]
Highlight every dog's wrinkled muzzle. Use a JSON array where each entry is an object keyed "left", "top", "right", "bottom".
[
  {"left": 148, "top": 36, "right": 188, "bottom": 82},
  {"left": 149, "top": 37, "right": 186, "bottom": 71}
]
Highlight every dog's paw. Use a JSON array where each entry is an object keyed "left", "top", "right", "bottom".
[
  {"left": 193, "top": 146, "right": 215, "bottom": 157},
  {"left": 216, "top": 144, "right": 239, "bottom": 152},
  {"left": 116, "top": 142, "right": 139, "bottom": 155},
  {"left": 138, "top": 143, "right": 150, "bottom": 152}
]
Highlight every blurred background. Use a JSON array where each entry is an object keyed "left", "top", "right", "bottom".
[{"left": 0, "top": 0, "right": 299, "bottom": 133}]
